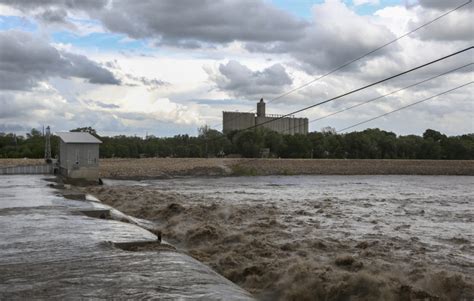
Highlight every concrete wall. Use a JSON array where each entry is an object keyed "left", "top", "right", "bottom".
[
  {"left": 223, "top": 112, "right": 255, "bottom": 133},
  {"left": 67, "top": 166, "right": 100, "bottom": 180},
  {"left": 223, "top": 111, "right": 308, "bottom": 135},
  {"left": 0, "top": 164, "right": 53, "bottom": 175},
  {"left": 59, "top": 141, "right": 99, "bottom": 180},
  {"left": 256, "top": 116, "right": 308, "bottom": 135}
]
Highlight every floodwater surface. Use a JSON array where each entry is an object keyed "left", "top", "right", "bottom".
[{"left": 94, "top": 175, "right": 474, "bottom": 300}]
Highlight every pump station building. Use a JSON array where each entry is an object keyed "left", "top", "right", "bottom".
[
  {"left": 56, "top": 132, "right": 102, "bottom": 181},
  {"left": 223, "top": 99, "right": 308, "bottom": 135}
]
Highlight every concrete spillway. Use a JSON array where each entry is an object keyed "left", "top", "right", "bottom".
[{"left": 0, "top": 175, "right": 253, "bottom": 300}]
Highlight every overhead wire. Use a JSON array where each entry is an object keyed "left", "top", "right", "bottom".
[
  {"left": 337, "top": 81, "right": 473, "bottom": 132},
  {"left": 266, "top": 0, "right": 472, "bottom": 105},
  {"left": 209, "top": 0, "right": 472, "bottom": 129},
  {"left": 230, "top": 47, "right": 473, "bottom": 133},
  {"left": 309, "top": 62, "right": 473, "bottom": 124},
  {"left": 240, "top": 62, "right": 473, "bottom": 137}
]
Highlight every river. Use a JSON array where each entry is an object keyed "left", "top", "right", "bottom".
[{"left": 91, "top": 175, "right": 473, "bottom": 300}]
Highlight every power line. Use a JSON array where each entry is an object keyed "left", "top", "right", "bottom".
[
  {"left": 246, "top": 62, "right": 472, "bottom": 137},
  {"left": 237, "top": 47, "right": 473, "bottom": 132},
  {"left": 232, "top": 62, "right": 472, "bottom": 158},
  {"left": 266, "top": 0, "right": 472, "bottom": 105},
  {"left": 309, "top": 62, "right": 473, "bottom": 124},
  {"left": 209, "top": 0, "right": 472, "bottom": 129},
  {"left": 337, "top": 81, "right": 473, "bottom": 132}
]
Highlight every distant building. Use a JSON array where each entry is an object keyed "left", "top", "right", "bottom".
[
  {"left": 223, "top": 99, "right": 308, "bottom": 135},
  {"left": 56, "top": 132, "right": 102, "bottom": 181}
]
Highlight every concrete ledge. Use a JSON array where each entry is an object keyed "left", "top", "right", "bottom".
[
  {"left": 76, "top": 209, "right": 111, "bottom": 219},
  {"left": 112, "top": 241, "right": 177, "bottom": 252}
]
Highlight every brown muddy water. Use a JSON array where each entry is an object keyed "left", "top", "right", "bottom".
[{"left": 84, "top": 175, "right": 474, "bottom": 301}]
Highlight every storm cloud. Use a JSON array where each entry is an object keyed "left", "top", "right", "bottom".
[
  {"left": 411, "top": 4, "right": 474, "bottom": 42},
  {"left": 246, "top": 0, "right": 396, "bottom": 73},
  {"left": 0, "top": 30, "right": 120, "bottom": 90},
  {"left": 417, "top": 0, "right": 470, "bottom": 10},
  {"left": 0, "top": 0, "right": 307, "bottom": 46},
  {"left": 97, "top": 0, "right": 306, "bottom": 46}
]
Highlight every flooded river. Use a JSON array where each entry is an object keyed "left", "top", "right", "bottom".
[{"left": 88, "top": 175, "right": 474, "bottom": 300}]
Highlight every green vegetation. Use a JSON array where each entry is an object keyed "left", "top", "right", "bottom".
[
  {"left": 0, "top": 126, "right": 472, "bottom": 160},
  {"left": 0, "top": 129, "right": 59, "bottom": 159}
]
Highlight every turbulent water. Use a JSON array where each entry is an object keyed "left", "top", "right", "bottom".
[{"left": 92, "top": 175, "right": 473, "bottom": 300}]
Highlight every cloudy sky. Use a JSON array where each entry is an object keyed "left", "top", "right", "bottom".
[{"left": 0, "top": 0, "right": 472, "bottom": 137}]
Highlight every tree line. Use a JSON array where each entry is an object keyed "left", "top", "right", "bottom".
[{"left": 0, "top": 126, "right": 472, "bottom": 160}]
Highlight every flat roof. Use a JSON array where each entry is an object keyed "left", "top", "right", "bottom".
[{"left": 56, "top": 132, "right": 102, "bottom": 144}]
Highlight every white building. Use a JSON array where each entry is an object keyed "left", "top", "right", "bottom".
[{"left": 56, "top": 132, "right": 102, "bottom": 181}]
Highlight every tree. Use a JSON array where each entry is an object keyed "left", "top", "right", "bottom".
[
  {"left": 26, "top": 128, "right": 42, "bottom": 138},
  {"left": 281, "top": 134, "right": 312, "bottom": 158},
  {"left": 234, "top": 130, "right": 263, "bottom": 158},
  {"left": 263, "top": 130, "right": 285, "bottom": 157},
  {"left": 70, "top": 127, "right": 99, "bottom": 138},
  {"left": 423, "top": 129, "right": 446, "bottom": 142}
]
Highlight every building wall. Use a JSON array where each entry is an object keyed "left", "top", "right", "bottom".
[
  {"left": 59, "top": 141, "right": 99, "bottom": 180},
  {"left": 255, "top": 116, "right": 308, "bottom": 135},
  {"left": 223, "top": 112, "right": 255, "bottom": 133},
  {"left": 67, "top": 167, "right": 100, "bottom": 181},
  {"left": 223, "top": 109, "right": 308, "bottom": 135}
]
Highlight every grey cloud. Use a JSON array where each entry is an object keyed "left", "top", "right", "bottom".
[
  {"left": 61, "top": 52, "right": 120, "bottom": 85},
  {"left": 0, "top": 93, "right": 43, "bottom": 118},
  {"left": 411, "top": 6, "right": 474, "bottom": 41},
  {"left": 0, "top": 0, "right": 107, "bottom": 11},
  {"left": 0, "top": 0, "right": 307, "bottom": 47},
  {"left": 96, "top": 0, "right": 307, "bottom": 46},
  {"left": 104, "top": 60, "right": 120, "bottom": 70},
  {"left": 36, "top": 7, "right": 69, "bottom": 24},
  {"left": 0, "top": 123, "right": 29, "bottom": 133},
  {"left": 84, "top": 100, "right": 120, "bottom": 109},
  {"left": 124, "top": 74, "right": 169, "bottom": 90},
  {"left": 417, "top": 0, "right": 469, "bottom": 10},
  {"left": 212, "top": 61, "right": 292, "bottom": 99},
  {"left": 0, "top": 0, "right": 393, "bottom": 74},
  {"left": 96, "top": 102, "right": 120, "bottom": 109},
  {"left": 246, "top": 1, "right": 396, "bottom": 73},
  {"left": 0, "top": 30, "right": 120, "bottom": 90}
]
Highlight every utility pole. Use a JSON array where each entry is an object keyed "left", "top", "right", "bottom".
[{"left": 44, "top": 126, "right": 52, "bottom": 163}]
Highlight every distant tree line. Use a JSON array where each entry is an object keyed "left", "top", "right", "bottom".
[{"left": 0, "top": 126, "right": 472, "bottom": 160}]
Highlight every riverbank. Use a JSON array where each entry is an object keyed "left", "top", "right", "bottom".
[
  {"left": 1, "top": 158, "right": 472, "bottom": 178},
  {"left": 98, "top": 158, "right": 474, "bottom": 179}
]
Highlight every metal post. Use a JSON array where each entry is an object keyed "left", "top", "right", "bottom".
[{"left": 45, "top": 126, "right": 52, "bottom": 163}]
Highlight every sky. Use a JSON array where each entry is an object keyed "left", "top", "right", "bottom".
[{"left": 0, "top": 0, "right": 472, "bottom": 137}]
